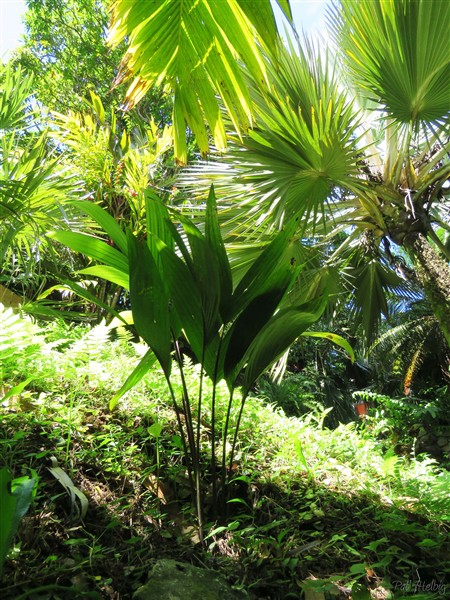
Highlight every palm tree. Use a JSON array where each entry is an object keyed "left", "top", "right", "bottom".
[
  {"left": 182, "top": 1, "right": 450, "bottom": 345},
  {"left": 108, "top": 0, "right": 449, "bottom": 344},
  {"left": 370, "top": 305, "right": 450, "bottom": 395},
  {"left": 328, "top": 0, "right": 450, "bottom": 344}
]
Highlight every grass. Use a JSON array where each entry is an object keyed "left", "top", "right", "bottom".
[{"left": 1, "top": 318, "right": 449, "bottom": 599}]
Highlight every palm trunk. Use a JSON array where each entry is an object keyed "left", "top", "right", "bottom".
[{"left": 403, "top": 232, "right": 450, "bottom": 347}]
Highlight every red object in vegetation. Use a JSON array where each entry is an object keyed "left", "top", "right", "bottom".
[{"left": 354, "top": 402, "right": 369, "bottom": 417}]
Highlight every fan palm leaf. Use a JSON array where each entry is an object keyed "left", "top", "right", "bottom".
[
  {"left": 328, "top": 0, "right": 450, "bottom": 129},
  {"left": 182, "top": 36, "right": 362, "bottom": 231}
]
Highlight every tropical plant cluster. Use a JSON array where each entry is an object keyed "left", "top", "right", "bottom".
[{"left": 0, "top": 0, "right": 449, "bottom": 598}]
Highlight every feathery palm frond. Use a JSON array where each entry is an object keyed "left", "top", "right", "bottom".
[
  {"left": 370, "top": 314, "right": 449, "bottom": 393},
  {"left": 0, "top": 66, "right": 80, "bottom": 281},
  {"left": 0, "top": 131, "right": 77, "bottom": 267},
  {"left": 108, "top": 0, "right": 293, "bottom": 163}
]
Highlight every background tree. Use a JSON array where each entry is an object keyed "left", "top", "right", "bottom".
[
  {"left": 13, "top": 0, "right": 172, "bottom": 127},
  {"left": 370, "top": 304, "right": 450, "bottom": 396},
  {"left": 15, "top": 0, "right": 123, "bottom": 114}
]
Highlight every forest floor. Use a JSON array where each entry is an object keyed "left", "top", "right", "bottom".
[{"left": 1, "top": 323, "right": 449, "bottom": 599}]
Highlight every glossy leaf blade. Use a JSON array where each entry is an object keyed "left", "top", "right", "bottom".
[
  {"left": 205, "top": 185, "right": 233, "bottom": 321},
  {"left": 231, "top": 218, "right": 298, "bottom": 316},
  {"left": 49, "top": 231, "right": 129, "bottom": 274},
  {"left": 71, "top": 200, "right": 128, "bottom": 255},
  {"left": 178, "top": 213, "right": 221, "bottom": 342},
  {"left": 224, "top": 287, "right": 291, "bottom": 384},
  {"left": 302, "top": 331, "right": 355, "bottom": 363},
  {"left": 110, "top": 349, "right": 157, "bottom": 410},
  {"left": 145, "top": 190, "right": 174, "bottom": 257},
  {"left": 157, "top": 239, "right": 204, "bottom": 357},
  {"left": 127, "top": 230, "right": 171, "bottom": 376},
  {"left": 38, "top": 280, "right": 128, "bottom": 325},
  {"left": 242, "top": 296, "right": 327, "bottom": 394},
  {"left": 78, "top": 265, "right": 129, "bottom": 289},
  {"left": 0, "top": 468, "right": 36, "bottom": 577}
]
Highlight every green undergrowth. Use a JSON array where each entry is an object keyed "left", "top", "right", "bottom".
[{"left": 1, "top": 318, "right": 449, "bottom": 599}]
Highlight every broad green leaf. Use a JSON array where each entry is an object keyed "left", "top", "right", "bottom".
[
  {"left": 110, "top": 349, "right": 157, "bottom": 410},
  {"left": 38, "top": 280, "right": 128, "bottom": 325},
  {"left": 47, "top": 457, "right": 88, "bottom": 521},
  {"left": 224, "top": 287, "right": 291, "bottom": 386},
  {"left": 144, "top": 189, "right": 174, "bottom": 257},
  {"left": 148, "top": 422, "right": 163, "bottom": 438},
  {"left": 242, "top": 296, "right": 327, "bottom": 394},
  {"left": 178, "top": 213, "right": 221, "bottom": 343},
  {"left": 156, "top": 239, "right": 207, "bottom": 368},
  {"left": 205, "top": 185, "right": 233, "bottom": 322},
  {"left": 127, "top": 231, "right": 172, "bottom": 377},
  {"left": 173, "top": 93, "right": 188, "bottom": 165},
  {"left": 78, "top": 265, "right": 129, "bottom": 289},
  {"left": 301, "top": 332, "right": 355, "bottom": 363},
  {"left": 232, "top": 218, "right": 299, "bottom": 316},
  {"left": 221, "top": 220, "right": 303, "bottom": 385},
  {"left": 71, "top": 200, "right": 127, "bottom": 254},
  {"left": 0, "top": 468, "right": 36, "bottom": 576},
  {"left": 49, "top": 231, "right": 129, "bottom": 274},
  {"left": 151, "top": 222, "right": 224, "bottom": 379},
  {"left": 0, "top": 377, "right": 34, "bottom": 403},
  {"left": 164, "top": 215, "right": 196, "bottom": 273}
]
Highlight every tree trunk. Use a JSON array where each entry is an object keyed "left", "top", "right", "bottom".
[{"left": 403, "top": 232, "right": 450, "bottom": 347}]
